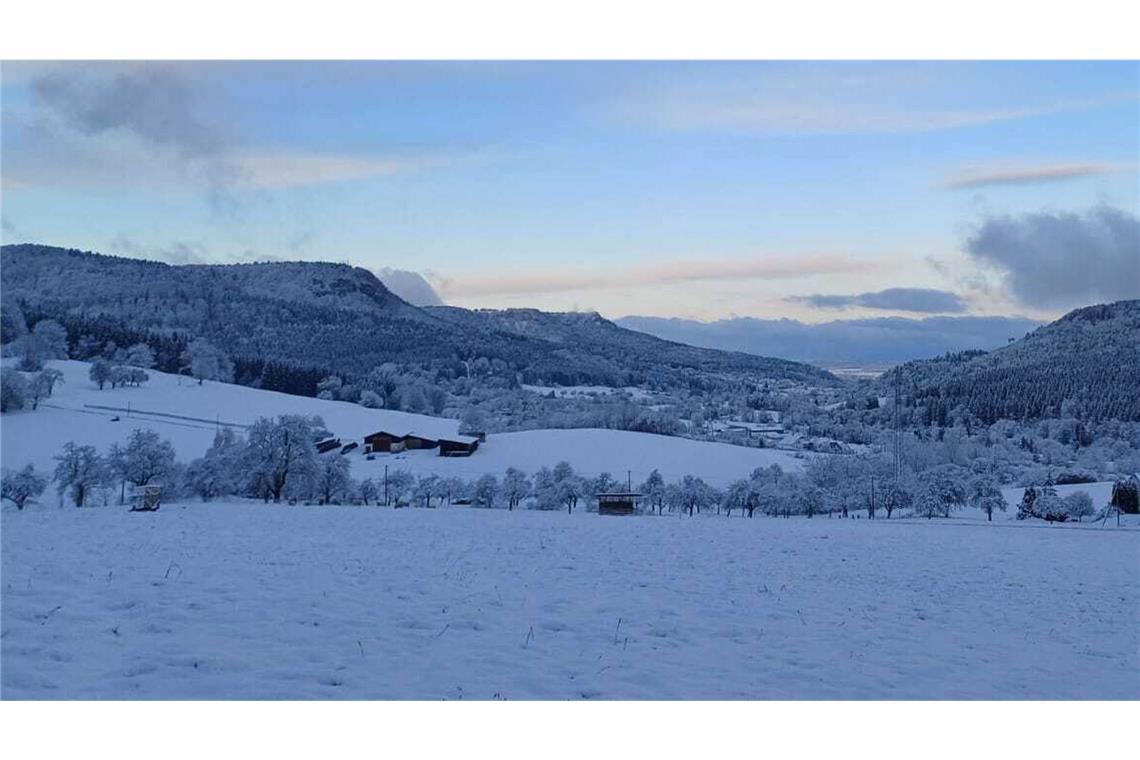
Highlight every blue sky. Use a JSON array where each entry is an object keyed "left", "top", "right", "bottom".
[{"left": 2, "top": 61, "right": 1137, "bottom": 320}]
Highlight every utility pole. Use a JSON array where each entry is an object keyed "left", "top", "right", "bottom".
[
  {"left": 384, "top": 464, "right": 389, "bottom": 507},
  {"left": 627, "top": 470, "right": 632, "bottom": 492}
]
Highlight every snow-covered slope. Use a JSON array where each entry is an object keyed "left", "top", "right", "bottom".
[{"left": 0, "top": 360, "right": 806, "bottom": 485}]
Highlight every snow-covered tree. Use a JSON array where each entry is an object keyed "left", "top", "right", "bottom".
[
  {"left": 412, "top": 474, "right": 440, "bottom": 508},
  {"left": 185, "top": 428, "right": 245, "bottom": 501},
  {"left": 500, "top": 467, "right": 531, "bottom": 511},
  {"left": 0, "top": 367, "right": 28, "bottom": 413},
  {"left": 638, "top": 469, "right": 666, "bottom": 514},
  {"left": 19, "top": 319, "right": 68, "bottom": 371},
  {"left": 358, "top": 477, "right": 378, "bottom": 505},
  {"left": 123, "top": 343, "right": 156, "bottom": 369},
  {"left": 969, "top": 476, "right": 1007, "bottom": 522},
  {"left": 359, "top": 390, "right": 383, "bottom": 409},
  {"left": 27, "top": 368, "right": 63, "bottom": 410},
  {"left": 915, "top": 465, "right": 968, "bottom": 518},
  {"left": 316, "top": 375, "right": 343, "bottom": 400},
  {"left": 386, "top": 469, "right": 415, "bottom": 506},
  {"left": 1064, "top": 491, "right": 1095, "bottom": 522},
  {"left": 315, "top": 456, "right": 353, "bottom": 505},
  {"left": 2, "top": 465, "right": 48, "bottom": 510},
  {"left": 473, "top": 474, "right": 498, "bottom": 508},
  {"left": 242, "top": 415, "right": 319, "bottom": 503},
  {"left": 552, "top": 461, "right": 584, "bottom": 513},
  {"left": 0, "top": 301, "right": 28, "bottom": 346},
  {"left": 182, "top": 338, "right": 234, "bottom": 385},
  {"left": 89, "top": 359, "right": 113, "bottom": 389},
  {"left": 53, "top": 442, "right": 108, "bottom": 507},
  {"left": 108, "top": 429, "right": 178, "bottom": 504}
]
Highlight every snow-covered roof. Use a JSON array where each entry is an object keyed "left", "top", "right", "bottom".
[{"left": 438, "top": 435, "right": 481, "bottom": 445}]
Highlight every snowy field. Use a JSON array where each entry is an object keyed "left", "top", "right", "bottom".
[
  {"left": 3, "top": 502, "right": 1137, "bottom": 699},
  {"left": 0, "top": 360, "right": 806, "bottom": 486}
]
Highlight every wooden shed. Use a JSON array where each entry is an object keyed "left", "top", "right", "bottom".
[
  {"left": 438, "top": 435, "right": 481, "bottom": 457},
  {"left": 401, "top": 434, "right": 439, "bottom": 451},
  {"left": 596, "top": 492, "right": 641, "bottom": 516},
  {"left": 363, "top": 431, "right": 404, "bottom": 453},
  {"left": 315, "top": 437, "right": 342, "bottom": 454}
]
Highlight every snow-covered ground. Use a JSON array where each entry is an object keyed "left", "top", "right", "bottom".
[
  {"left": 0, "top": 360, "right": 806, "bottom": 486},
  {"left": 3, "top": 502, "right": 1136, "bottom": 699}
]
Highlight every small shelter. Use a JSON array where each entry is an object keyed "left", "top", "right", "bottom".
[
  {"left": 596, "top": 492, "right": 641, "bottom": 516},
  {"left": 438, "top": 435, "right": 481, "bottom": 457},
  {"left": 1111, "top": 474, "right": 1139, "bottom": 514},
  {"left": 129, "top": 485, "right": 163, "bottom": 512},
  {"left": 315, "top": 437, "right": 342, "bottom": 454}
]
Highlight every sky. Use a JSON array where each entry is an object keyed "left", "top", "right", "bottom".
[{"left": 1, "top": 60, "right": 1137, "bottom": 322}]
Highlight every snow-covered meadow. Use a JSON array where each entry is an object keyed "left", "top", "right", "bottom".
[
  {"left": 3, "top": 502, "right": 1136, "bottom": 699},
  {"left": 1, "top": 360, "right": 805, "bottom": 488}
]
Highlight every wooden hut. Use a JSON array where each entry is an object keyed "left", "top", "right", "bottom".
[
  {"left": 438, "top": 435, "right": 480, "bottom": 457},
  {"left": 596, "top": 492, "right": 641, "bottom": 516},
  {"left": 401, "top": 434, "right": 439, "bottom": 451},
  {"left": 363, "top": 431, "right": 403, "bottom": 453}
]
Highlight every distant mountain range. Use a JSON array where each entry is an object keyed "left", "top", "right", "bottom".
[
  {"left": 615, "top": 314, "right": 1044, "bottom": 366},
  {"left": 0, "top": 244, "right": 836, "bottom": 390},
  {"left": 881, "top": 300, "right": 1140, "bottom": 423}
]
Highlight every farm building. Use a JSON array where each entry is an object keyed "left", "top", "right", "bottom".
[
  {"left": 596, "top": 492, "right": 641, "bottom": 516},
  {"left": 362, "top": 431, "right": 440, "bottom": 454},
  {"left": 438, "top": 435, "right": 480, "bottom": 457}
]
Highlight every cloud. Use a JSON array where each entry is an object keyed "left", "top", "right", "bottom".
[
  {"left": 787, "top": 287, "right": 969, "bottom": 314},
  {"left": 6, "top": 63, "right": 465, "bottom": 201},
  {"left": 433, "top": 253, "right": 865, "bottom": 298},
  {"left": 940, "top": 162, "right": 1121, "bottom": 190},
  {"left": 108, "top": 234, "right": 212, "bottom": 265},
  {"left": 610, "top": 65, "right": 1136, "bottom": 136},
  {"left": 375, "top": 268, "right": 445, "bottom": 306},
  {"left": 30, "top": 65, "right": 228, "bottom": 158},
  {"left": 965, "top": 205, "right": 1140, "bottom": 309}
]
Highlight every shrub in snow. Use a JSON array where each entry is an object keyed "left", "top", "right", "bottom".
[
  {"left": 2, "top": 465, "right": 48, "bottom": 510},
  {"left": 0, "top": 367, "right": 28, "bottom": 413},
  {"left": 53, "top": 442, "right": 109, "bottom": 507}
]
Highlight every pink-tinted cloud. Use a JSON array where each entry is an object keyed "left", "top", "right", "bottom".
[{"left": 433, "top": 253, "right": 867, "bottom": 298}]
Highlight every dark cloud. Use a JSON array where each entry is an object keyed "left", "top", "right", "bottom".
[
  {"left": 616, "top": 315, "right": 1042, "bottom": 365},
  {"left": 965, "top": 205, "right": 1140, "bottom": 308},
  {"left": 788, "top": 287, "right": 968, "bottom": 314},
  {"left": 31, "top": 66, "right": 227, "bottom": 158},
  {"left": 375, "top": 268, "right": 445, "bottom": 306}
]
